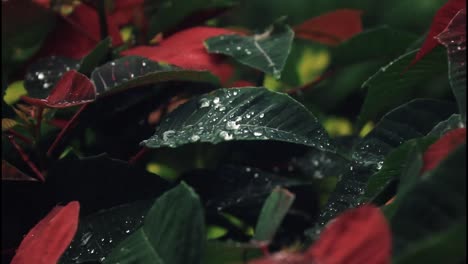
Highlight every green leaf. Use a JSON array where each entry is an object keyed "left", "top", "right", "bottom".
[
  {"left": 104, "top": 183, "right": 205, "bottom": 264},
  {"left": 59, "top": 200, "right": 153, "bottom": 263},
  {"left": 90, "top": 56, "right": 219, "bottom": 96},
  {"left": 436, "top": 10, "right": 466, "bottom": 123},
  {"left": 312, "top": 99, "right": 456, "bottom": 230},
  {"left": 141, "top": 87, "right": 334, "bottom": 152},
  {"left": 24, "top": 56, "right": 80, "bottom": 99},
  {"left": 253, "top": 187, "right": 295, "bottom": 242},
  {"left": 357, "top": 47, "right": 448, "bottom": 129},
  {"left": 427, "top": 114, "right": 463, "bottom": 137},
  {"left": 391, "top": 144, "right": 466, "bottom": 263},
  {"left": 147, "top": 0, "right": 237, "bottom": 37},
  {"left": 205, "top": 20, "right": 294, "bottom": 79},
  {"left": 78, "top": 37, "right": 112, "bottom": 76},
  {"left": 202, "top": 241, "right": 262, "bottom": 264},
  {"left": 332, "top": 26, "right": 417, "bottom": 66},
  {"left": 363, "top": 136, "right": 436, "bottom": 204}
]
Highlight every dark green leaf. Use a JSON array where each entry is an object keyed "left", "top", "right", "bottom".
[
  {"left": 391, "top": 144, "right": 466, "bottom": 263},
  {"left": 24, "top": 56, "right": 80, "bottom": 99},
  {"left": 142, "top": 87, "right": 334, "bottom": 152},
  {"left": 202, "top": 241, "right": 262, "bottom": 264},
  {"left": 332, "top": 26, "right": 417, "bottom": 66},
  {"left": 205, "top": 21, "right": 294, "bottom": 79},
  {"left": 363, "top": 137, "right": 436, "bottom": 204},
  {"left": 104, "top": 183, "right": 205, "bottom": 264},
  {"left": 147, "top": 0, "right": 237, "bottom": 37},
  {"left": 357, "top": 47, "right": 448, "bottom": 128},
  {"left": 46, "top": 154, "right": 170, "bottom": 215},
  {"left": 59, "top": 200, "right": 153, "bottom": 264},
  {"left": 90, "top": 56, "right": 219, "bottom": 95},
  {"left": 311, "top": 99, "right": 456, "bottom": 231},
  {"left": 436, "top": 9, "right": 466, "bottom": 123},
  {"left": 78, "top": 37, "right": 112, "bottom": 76},
  {"left": 253, "top": 187, "right": 295, "bottom": 242},
  {"left": 427, "top": 114, "right": 463, "bottom": 137}
]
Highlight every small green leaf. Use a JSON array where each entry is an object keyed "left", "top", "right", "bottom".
[
  {"left": 78, "top": 37, "right": 112, "bottom": 76},
  {"left": 253, "top": 187, "right": 295, "bottom": 242},
  {"left": 91, "top": 56, "right": 219, "bottom": 95},
  {"left": 357, "top": 47, "right": 448, "bottom": 129},
  {"left": 205, "top": 20, "right": 294, "bottom": 79},
  {"left": 104, "top": 182, "right": 205, "bottom": 264},
  {"left": 142, "top": 87, "right": 334, "bottom": 152},
  {"left": 3, "top": 80, "right": 27, "bottom": 105}
]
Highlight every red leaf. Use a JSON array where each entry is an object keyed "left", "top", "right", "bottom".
[
  {"left": 249, "top": 205, "right": 391, "bottom": 264},
  {"left": 421, "top": 128, "right": 466, "bottom": 173},
  {"left": 38, "top": 4, "right": 123, "bottom": 59},
  {"left": 231, "top": 80, "right": 256, "bottom": 87},
  {"left": 122, "top": 27, "right": 237, "bottom": 84},
  {"left": 11, "top": 201, "right": 80, "bottom": 264},
  {"left": 110, "top": 0, "right": 146, "bottom": 28},
  {"left": 294, "top": 9, "right": 363, "bottom": 45},
  {"left": 408, "top": 0, "right": 466, "bottom": 68},
  {"left": 22, "top": 70, "right": 96, "bottom": 108},
  {"left": 306, "top": 205, "right": 391, "bottom": 264}
]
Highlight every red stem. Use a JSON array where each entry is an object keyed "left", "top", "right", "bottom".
[
  {"left": 7, "top": 135, "right": 45, "bottom": 182},
  {"left": 128, "top": 147, "right": 150, "bottom": 165},
  {"left": 285, "top": 70, "right": 334, "bottom": 95},
  {"left": 7, "top": 129, "right": 33, "bottom": 145},
  {"left": 47, "top": 104, "right": 89, "bottom": 158},
  {"left": 35, "top": 106, "right": 44, "bottom": 140}
]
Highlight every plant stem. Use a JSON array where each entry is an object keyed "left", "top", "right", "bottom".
[
  {"left": 7, "top": 129, "right": 32, "bottom": 145},
  {"left": 47, "top": 104, "right": 89, "bottom": 158},
  {"left": 285, "top": 70, "right": 334, "bottom": 95},
  {"left": 7, "top": 135, "right": 45, "bottom": 182},
  {"left": 128, "top": 147, "right": 150, "bottom": 165},
  {"left": 35, "top": 106, "right": 44, "bottom": 141}
]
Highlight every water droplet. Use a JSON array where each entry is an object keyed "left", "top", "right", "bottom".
[
  {"left": 219, "top": 131, "right": 233, "bottom": 140},
  {"left": 130, "top": 73, "right": 135, "bottom": 78},
  {"left": 111, "top": 62, "right": 116, "bottom": 66},
  {"left": 350, "top": 166, "right": 353, "bottom": 171},
  {"left": 219, "top": 106, "right": 226, "bottom": 111},
  {"left": 163, "top": 130, "right": 175, "bottom": 141},
  {"left": 190, "top": 135, "right": 200, "bottom": 142},
  {"left": 253, "top": 131, "right": 262, "bottom": 137},
  {"left": 233, "top": 91, "right": 238, "bottom": 96},
  {"left": 226, "top": 121, "right": 240, "bottom": 130},
  {"left": 90, "top": 249, "right": 95, "bottom": 254},
  {"left": 254, "top": 173, "right": 259, "bottom": 178},
  {"left": 80, "top": 232, "right": 92, "bottom": 246},
  {"left": 245, "top": 167, "right": 251, "bottom": 172},
  {"left": 259, "top": 113, "right": 264, "bottom": 118},
  {"left": 313, "top": 170, "right": 323, "bottom": 179},
  {"left": 199, "top": 98, "right": 210, "bottom": 108},
  {"left": 142, "top": 62, "right": 146, "bottom": 67},
  {"left": 37, "top": 73, "right": 45, "bottom": 80},
  {"left": 125, "top": 230, "right": 130, "bottom": 234},
  {"left": 245, "top": 49, "right": 252, "bottom": 55},
  {"left": 213, "top": 97, "right": 220, "bottom": 104},
  {"left": 236, "top": 46, "right": 241, "bottom": 50},
  {"left": 377, "top": 161, "right": 383, "bottom": 170},
  {"left": 43, "top": 83, "right": 50, "bottom": 89}
]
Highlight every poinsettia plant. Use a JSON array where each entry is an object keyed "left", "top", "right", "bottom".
[{"left": 2, "top": 0, "right": 466, "bottom": 263}]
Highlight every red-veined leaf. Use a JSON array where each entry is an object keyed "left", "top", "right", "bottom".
[
  {"left": 2, "top": 160, "right": 38, "bottom": 182},
  {"left": 249, "top": 205, "right": 391, "bottom": 264},
  {"left": 38, "top": 4, "right": 123, "bottom": 59},
  {"left": 21, "top": 70, "right": 96, "bottom": 108},
  {"left": 294, "top": 9, "right": 363, "bottom": 45},
  {"left": 408, "top": 0, "right": 466, "bottom": 67},
  {"left": 121, "top": 27, "right": 236, "bottom": 83},
  {"left": 421, "top": 127, "right": 466, "bottom": 174},
  {"left": 11, "top": 201, "right": 80, "bottom": 264}
]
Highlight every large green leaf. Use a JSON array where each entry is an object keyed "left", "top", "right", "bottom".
[
  {"left": 205, "top": 21, "right": 294, "bottom": 79},
  {"left": 147, "top": 0, "right": 237, "bottom": 37},
  {"left": 142, "top": 87, "right": 333, "bottom": 151},
  {"left": 310, "top": 99, "right": 456, "bottom": 233},
  {"left": 363, "top": 137, "right": 436, "bottom": 204},
  {"left": 357, "top": 47, "right": 448, "bottom": 129},
  {"left": 391, "top": 144, "right": 466, "bottom": 263},
  {"left": 427, "top": 114, "right": 463, "bottom": 137},
  {"left": 202, "top": 241, "right": 262, "bottom": 264},
  {"left": 436, "top": 9, "right": 466, "bottom": 123},
  {"left": 332, "top": 26, "right": 417, "bottom": 66},
  {"left": 59, "top": 200, "right": 153, "bottom": 263},
  {"left": 252, "top": 187, "right": 295, "bottom": 242},
  {"left": 104, "top": 183, "right": 205, "bottom": 264},
  {"left": 91, "top": 56, "right": 219, "bottom": 96}
]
